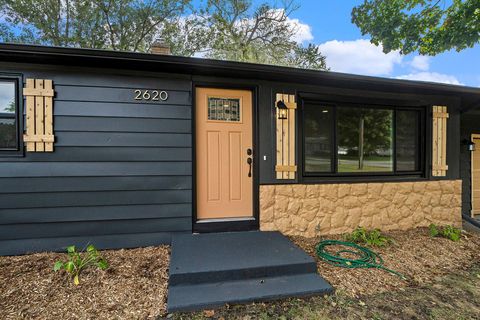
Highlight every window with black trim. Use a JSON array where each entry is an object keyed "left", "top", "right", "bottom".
[
  {"left": 0, "top": 80, "right": 18, "bottom": 151},
  {"left": 303, "top": 102, "right": 424, "bottom": 176}
]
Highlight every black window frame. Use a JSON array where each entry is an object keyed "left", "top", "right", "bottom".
[
  {"left": 301, "top": 100, "right": 426, "bottom": 178},
  {"left": 0, "top": 73, "right": 23, "bottom": 157}
]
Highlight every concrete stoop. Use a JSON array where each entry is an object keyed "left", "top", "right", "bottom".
[{"left": 167, "top": 231, "right": 333, "bottom": 312}]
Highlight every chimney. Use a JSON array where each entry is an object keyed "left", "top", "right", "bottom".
[{"left": 150, "top": 39, "right": 171, "bottom": 55}]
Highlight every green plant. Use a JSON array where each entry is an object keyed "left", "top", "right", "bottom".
[
  {"left": 344, "top": 227, "right": 392, "bottom": 247},
  {"left": 429, "top": 224, "right": 461, "bottom": 242},
  {"left": 54, "top": 244, "right": 108, "bottom": 285}
]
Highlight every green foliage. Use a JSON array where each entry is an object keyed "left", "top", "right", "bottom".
[
  {"left": 0, "top": 0, "right": 328, "bottom": 70},
  {"left": 54, "top": 244, "right": 108, "bottom": 285},
  {"left": 429, "top": 223, "right": 461, "bottom": 242},
  {"left": 352, "top": 0, "right": 480, "bottom": 55},
  {"left": 345, "top": 227, "right": 393, "bottom": 247}
]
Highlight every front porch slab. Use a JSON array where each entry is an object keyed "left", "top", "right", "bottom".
[{"left": 167, "top": 231, "right": 333, "bottom": 312}]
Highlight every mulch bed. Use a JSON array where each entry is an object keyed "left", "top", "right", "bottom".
[
  {"left": 290, "top": 227, "right": 480, "bottom": 298},
  {"left": 1, "top": 228, "right": 479, "bottom": 319},
  {"left": 0, "top": 246, "right": 170, "bottom": 320}
]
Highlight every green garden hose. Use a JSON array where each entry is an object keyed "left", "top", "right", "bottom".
[{"left": 315, "top": 240, "right": 406, "bottom": 280}]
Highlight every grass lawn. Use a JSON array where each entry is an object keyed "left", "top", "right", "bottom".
[{"left": 1, "top": 228, "right": 479, "bottom": 319}]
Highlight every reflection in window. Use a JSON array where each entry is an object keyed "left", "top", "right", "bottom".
[
  {"left": 304, "top": 105, "right": 333, "bottom": 172},
  {"left": 208, "top": 97, "right": 240, "bottom": 122},
  {"left": 0, "top": 81, "right": 16, "bottom": 149},
  {"left": 397, "top": 110, "right": 420, "bottom": 171},
  {"left": 337, "top": 107, "right": 393, "bottom": 173}
]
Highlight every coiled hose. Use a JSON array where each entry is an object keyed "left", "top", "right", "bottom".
[{"left": 316, "top": 240, "right": 406, "bottom": 280}]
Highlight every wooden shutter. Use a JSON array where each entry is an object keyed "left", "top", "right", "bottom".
[
  {"left": 275, "top": 93, "right": 297, "bottom": 180},
  {"left": 23, "top": 79, "right": 55, "bottom": 152},
  {"left": 432, "top": 105, "right": 448, "bottom": 176}
]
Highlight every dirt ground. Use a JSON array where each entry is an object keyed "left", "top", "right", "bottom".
[
  {"left": 1, "top": 228, "right": 479, "bottom": 319},
  {"left": 0, "top": 246, "right": 170, "bottom": 320}
]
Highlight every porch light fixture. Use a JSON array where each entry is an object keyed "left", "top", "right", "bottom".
[
  {"left": 276, "top": 100, "right": 288, "bottom": 120},
  {"left": 463, "top": 139, "right": 476, "bottom": 151}
]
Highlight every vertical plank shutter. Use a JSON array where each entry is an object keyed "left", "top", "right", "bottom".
[
  {"left": 275, "top": 93, "right": 297, "bottom": 180},
  {"left": 432, "top": 105, "right": 448, "bottom": 176},
  {"left": 23, "top": 79, "right": 55, "bottom": 152}
]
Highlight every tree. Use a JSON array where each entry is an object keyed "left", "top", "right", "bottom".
[
  {"left": 202, "top": 0, "right": 328, "bottom": 69},
  {"left": 337, "top": 108, "right": 392, "bottom": 169},
  {"left": 351, "top": 0, "right": 480, "bottom": 55},
  {"left": 0, "top": 0, "right": 328, "bottom": 70},
  {"left": 0, "top": 0, "right": 189, "bottom": 51}
]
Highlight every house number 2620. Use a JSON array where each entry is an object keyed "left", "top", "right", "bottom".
[{"left": 134, "top": 89, "right": 168, "bottom": 101}]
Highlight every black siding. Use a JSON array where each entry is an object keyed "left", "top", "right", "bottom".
[
  {"left": 460, "top": 113, "right": 480, "bottom": 214},
  {"left": 0, "top": 64, "right": 192, "bottom": 255}
]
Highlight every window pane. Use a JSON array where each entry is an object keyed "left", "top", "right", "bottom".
[
  {"left": 208, "top": 97, "right": 240, "bottom": 121},
  {"left": 337, "top": 107, "right": 393, "bottom": 173},
  {"left": 0, "top": 82, "right": 15, "bottom": 114},
  {"left": 397, "top": 110, "right": 420, "bottom": 171},
  {"left": 0, "top": 81, "right": 17, "bottom": 149},
  {"left": 304, "top": 105, "right": 333, "bottom": 173}
]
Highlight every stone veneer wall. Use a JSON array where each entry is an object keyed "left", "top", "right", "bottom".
[{"left": 260, "top": 180, "right": 462, "bottom": 237}]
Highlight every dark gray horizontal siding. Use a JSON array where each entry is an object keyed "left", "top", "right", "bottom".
[
  {"left": 0, "top": 147, "right": 191, "bottom": 162},
  {"left": 0, "top": 190, "right": 191, "bottom": 209},
  {"left": 0, "top": 176, "right": 191, "bottom": 193},
  {"left": 0, "top": 204, "right": 191, "bottom": 224},
  {"left": 0, "top": 232, "right": 184, "bottom": 256},
  {"left": 55, "top": 85, "right": 190, "bottom": 105},
  {"left": 54, "top": 101, "right": 191, "bottom": 118},
  {"left": 0, "top": 217, "right": 191, "bottom": 240},
  {"left": 55, "top": 132, "right": 191, "bottom": 147},
  {"left": 0, "top": 162, "right": 191, "bottom": 177},
  {"left": 55, "top": 116, "right": 191, "bottom": 133},
  {"left": 0, "top": 67, "right": 193, "bottom": 255}
]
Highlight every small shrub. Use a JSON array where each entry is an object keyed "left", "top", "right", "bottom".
[
  {"left": 429, "top": 224, "right": 461, "bottom": 242},
  {"left": 54, "top": 244, "right": 108, "bottom": 285},
  {"left": 345, "top": 227, "right": 392, "bottom": 247}
]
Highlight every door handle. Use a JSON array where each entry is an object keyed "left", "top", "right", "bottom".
[{"left": 247, "top": 157, "right": 252, "bottom": 177}]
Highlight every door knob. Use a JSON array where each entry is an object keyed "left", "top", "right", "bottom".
[{"left": 247, "top": 157, "right": 252, "bottom": 177}]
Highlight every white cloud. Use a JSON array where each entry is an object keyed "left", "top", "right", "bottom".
[
  {"left": 396, "top": 72, "right": 463, "bottom": 85},
  {"left": 286, "top": 16, "right": 313, "bottom": 44},
  {"left": 410, "top": 55, "right": 430, "bottom": 71},
  {"left": 318, "top": 39, "right": 402, "bottom": 76}
]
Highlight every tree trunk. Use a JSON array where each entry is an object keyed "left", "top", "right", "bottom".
[{"left": 358, "top": 116, "right": 364, "bottom": 170}]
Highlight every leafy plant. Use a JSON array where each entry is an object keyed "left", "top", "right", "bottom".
[
  {"left": 345, "top": 227, "right": 392, "bottom": 247},
  {"left": 429, "top": 224, "right": 461, "bottom": 242},
  {"left": 54, "top": 244, "right": 108, "bottom": 285}
]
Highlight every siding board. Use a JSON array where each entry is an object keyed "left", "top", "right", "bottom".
[
  {"left": 0, "top": 204, "right": 192, "bottom": 224},
  {"left": 55, "top": 132, "right": 191, "bottom": 147},
  {"left": 0, "top": 232, "right": 181, "bottom": 256},
  {"left": 54, "top": 101, "right": 191, "bottom": 119},
  {"left": 0, "top": 176, "right": 191, "bottom": 193},
  {"left": 55, "top": 85, "right": 190, "bottom": 105},
  {"left": 0, "top": 190, "right": 191, "bottom": 209},
  {"left": 0, "top": 147, "right": 192, "bottom": 162},
  {"left": 0, "top": 162, "right": 191, "bottom": 177},
  {"left": 55, "top": 117, "right": 191, "bottom": 133},
  {"left": 0, "top": 217, "right": 191, "bottom": 240}
]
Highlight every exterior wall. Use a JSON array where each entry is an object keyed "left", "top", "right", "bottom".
[
  {"left": 0, "top": 64, "right": 193, "bottom": 255},
  {"left": 260, "top": 180, "right": 462, "bottom": 237},
  {"left": 460, "top": 113, "right": 480, "bottom": 215}
]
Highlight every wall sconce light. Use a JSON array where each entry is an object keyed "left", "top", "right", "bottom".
[
  {"left": 276, "top": 100, "right": 288, "bottom": 120},
  {"left": 463, "top": 139, "right": 476, "bottom": 151}
]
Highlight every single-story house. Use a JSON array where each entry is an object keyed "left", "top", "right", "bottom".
[{"left": 0, "top": 43, "right": 479, "bottom": 255}]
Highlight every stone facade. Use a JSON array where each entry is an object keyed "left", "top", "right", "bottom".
[{"left": 260, "top": 180, "right": 462, "bottom": 237}]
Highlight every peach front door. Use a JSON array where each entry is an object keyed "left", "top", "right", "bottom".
[{"left": 196, "top": 88, "right": 253, "bottom": 220}]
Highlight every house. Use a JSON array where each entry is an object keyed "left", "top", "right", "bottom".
[{"left": 0, "top": 43, "right": 479, "bottom": 255}]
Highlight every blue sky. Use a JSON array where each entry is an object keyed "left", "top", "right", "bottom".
[{"left": 272, "top": 0, "right": 480, "bottom": 87}]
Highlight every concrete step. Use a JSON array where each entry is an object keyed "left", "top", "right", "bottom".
[
  {"left": 167, "top": 273, "right": 333, "bottom": 313},
  {"left": 169, "top": 231, "right": 317, "bottom": 286}
]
